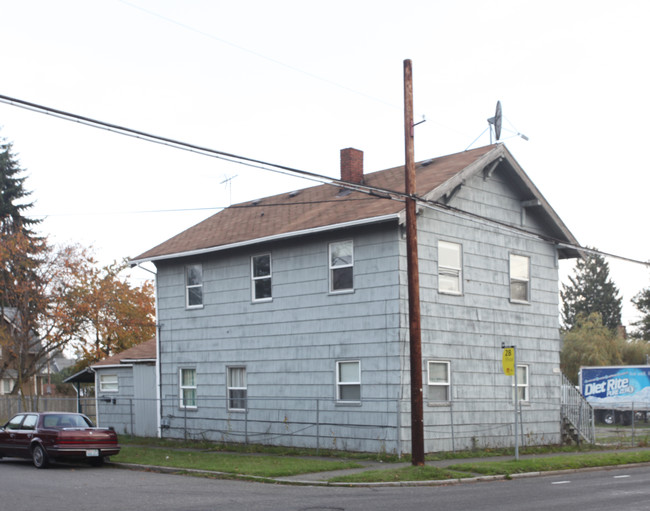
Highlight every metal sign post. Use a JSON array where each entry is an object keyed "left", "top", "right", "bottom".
[{"left": 502, "top": 344, "right": 519, "bottom": 461}]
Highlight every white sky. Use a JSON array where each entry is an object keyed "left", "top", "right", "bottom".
[{"left": 1, "top": 0, "right": 648, "bottom": 328}]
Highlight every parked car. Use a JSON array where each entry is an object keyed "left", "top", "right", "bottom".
[{"left": 0, "top": 412, "right": 120, "bottom": 468}]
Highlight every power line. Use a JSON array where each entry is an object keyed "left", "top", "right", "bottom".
[{"left": 1, "top": 93, "right": 646, "bottom": 269}]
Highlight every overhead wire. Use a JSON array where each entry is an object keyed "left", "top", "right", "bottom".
[{"left": 1, "top": 93, "right": 647, "bottom": 268}]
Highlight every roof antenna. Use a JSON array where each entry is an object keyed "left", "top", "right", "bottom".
[
  {"left": 220, "top": 175, "right": 237, "bottom": 206},
  {"left": 487, "top": 101, "right": 502, "bottom": 144},
  {"left": 466, "top": 101, "right": 529, "bottom": 150}
]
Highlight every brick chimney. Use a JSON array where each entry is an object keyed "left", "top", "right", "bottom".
[{"left": 340, "top": 148, "right": 363, "bottom": 184}]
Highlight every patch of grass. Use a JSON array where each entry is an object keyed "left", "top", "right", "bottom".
[
  {"left": 118, "top": 435, "right": 402, "bottom": 462},
  {"left": 329, "top": 465, "right": 473, "bottom": 483},
  {"left": 446, "top": 450, "right": 650, "bottom": 476},
  {"left": 113, "top": 446, "right": 363, "bottom": 478}
]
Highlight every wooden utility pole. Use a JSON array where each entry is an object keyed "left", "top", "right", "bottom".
[{"left": 403, "top": 59, "right": 425, "bottom": 466}]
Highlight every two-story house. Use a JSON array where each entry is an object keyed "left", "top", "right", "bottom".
[{"left": 132, "top": 143, "right": 579, "bottom": 453}]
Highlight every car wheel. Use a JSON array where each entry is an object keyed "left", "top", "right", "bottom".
[
  {"left": 32, "top": 444, "right": 49, "bottom": 469},
  {"left": 603, "top": 412, "right": 615, "bottom": 425}
]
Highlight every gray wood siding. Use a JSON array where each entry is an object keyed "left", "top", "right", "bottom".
[
  {"left": 400, "top": 166, "right": 562, "bottom": 450},
  {"left": 155, "top": 164, "right": 566, "bottom": 452},
  {"left": 156, "top": 223, "right": 404, "bottom": 450}
]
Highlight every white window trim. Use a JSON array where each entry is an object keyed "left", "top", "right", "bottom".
[
  {"left": 185, "top": 264, "right": 204, "bottom": 310},
  {"left": 227, "top": 366, "right": 247, "bottom": 411},
  {"left": 179, "top": 368, "right": 197, "bottom": 409},
  {"left": 509, "top": 253, "right": 530, "bottom": 304},
  {"left": 427, "top": 360, "right": 451, "bottom": 402},
  {"left": 329, "top": 240, "right": 354, "bottom": 294},
  {"left": 251, "top": 253, "right": 272, "bottom": 303},
  {"left": 512, "top": 364, "right": 529, "bottom": 402},
  {"left": 336, "top": 360, "right": 361, "bottom": 403},
  {"left": 99, "top": 374, "right": 119, "bottom": 393},
  {"left": 438, "top": 241, "right": 463, "bottom": 295}
]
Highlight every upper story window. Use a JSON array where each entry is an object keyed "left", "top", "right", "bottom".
[
  {"left": 438, "top": 241, "right": 462, "bottom": 295},
  {"left": 336, "top": 360, "right": 360, "bottom": 402},
  {"left": 186, "top": 264, "right": 203, "bottom": 309},
  {"left": 99, "top": 374, "right": 118, "bottom": 393},
  {"left": 251, "top": 254, "right": 272, "bottom": 302},
  {"left": 329, "top": 240, "right": 354, "bottom": 293},
  {"left": 427, "top": 360, "right": 450, "bottom": 401},
  {"left": 509, "top": 254, "right": 530, "bottom": 303}
]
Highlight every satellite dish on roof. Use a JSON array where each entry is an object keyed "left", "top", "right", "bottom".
[{"left": 487, "top": 100, "right": 502, "bottom": 143}]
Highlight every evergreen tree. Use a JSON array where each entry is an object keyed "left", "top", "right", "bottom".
[
  {"left": 0, "top": 135, "right": 40, "bottom": 234},
  {"left": 561, "top": 249, "right": 622, "bottom": 331},
  {"left": 0, "top": 132, "right": 44, "bottom": 311},
  {"left": 631, "top": 286, "right": 650, "bottom": 340}
]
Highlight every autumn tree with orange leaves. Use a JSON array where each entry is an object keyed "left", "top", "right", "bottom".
[{"left": 1, "top": 133, "right": 155, "bottom": 397}]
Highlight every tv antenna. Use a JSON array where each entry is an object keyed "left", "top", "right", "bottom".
[
  {"left": 488, "top": 100, "right": 502, "bottom": 143},
  {"left": 220, "top": 174, "right": 238, "bottom": 206},
  {"left": 465, "top": 101, "right": 529, "bottom": 150}
]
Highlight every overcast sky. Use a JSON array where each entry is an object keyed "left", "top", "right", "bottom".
[{"left": 1, "top": 1, "right": 648, "bottom": 327}]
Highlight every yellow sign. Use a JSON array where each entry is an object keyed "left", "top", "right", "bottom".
[{"left": 502, "top": 347, "right": 515, "bottom": 376}]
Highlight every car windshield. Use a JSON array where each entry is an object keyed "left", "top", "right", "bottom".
[{"left": 42, "top": 414, "right": 92, "bottom": 428}]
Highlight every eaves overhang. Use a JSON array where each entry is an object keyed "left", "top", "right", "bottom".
[{"left": 130, "top": 213, "right": 401, "bottom": 265}]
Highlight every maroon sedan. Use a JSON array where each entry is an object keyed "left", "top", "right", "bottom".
[{"left": 0, "top": 412, "right": 120, "bottom": 468}]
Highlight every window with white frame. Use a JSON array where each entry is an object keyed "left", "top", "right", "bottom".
[
  {"left": 179, "top": 368, "right": 197, "bottom": 409},
  {"left": 251, "top": 254, "right": 272, "bottom": 302},
  {"left": 336, "top": 360, "right": 360, "bottom": 402},
  {"left": 1, "top": 379, "right": 12, "bottom": 395},
  {"left": 512, "top": 365, "right": 529, "bottom": 402},
  {"left": 438, "top": 241, "right": 462, "bottom": 295},
  {"left": 186, "top": 264, "right": 203, "bottom": 309},
  {"left": 99, "top": 374, "right": 118, "bottom": 392},
  {"left": 509, "top": 254, "right": 530, "bottom": 303},
  {"left": 427, "top": 361, "right": 450, "bottom": 401},
  {"left": 329, "top": 240, "right": 354, "bottom": 292},
  {"left": 227, "top": 367, "right": 247, "bottom": 410}
]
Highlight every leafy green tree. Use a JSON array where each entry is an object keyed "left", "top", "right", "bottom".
[
  {"left": 631, "top": 286, "right": 650, "bottom": 340},
  {"left": 561, "top": 250, "right": 622, "bottom": 331},
  {"left": 560, "top": 313, "right": 624, "bottom": 384}
]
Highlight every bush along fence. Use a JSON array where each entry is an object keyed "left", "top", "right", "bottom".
[{"left": 96, "top": 394, "right": 565, "bottom": 455}]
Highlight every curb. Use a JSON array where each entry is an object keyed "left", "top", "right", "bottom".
[{"left": 109, "top": 460, "right": 650, "bottom": 488}]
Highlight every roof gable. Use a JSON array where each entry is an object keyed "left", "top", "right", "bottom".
[
  {"left": 132, "top": 144, "right": 578, "bottom": 263},
  {"left": 91, "top": 338, "right": 157, "bottom": 367}
]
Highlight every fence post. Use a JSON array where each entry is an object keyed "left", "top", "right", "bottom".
[
  {"left": 130, "top": 398, "right": 134, "bottom": 437},
  {"left": 396, "top": 399, "right": 402, "bottom": 459},
  {"left": 577, "top": 400, "right": 583, "bottom": 447},
  {"left": 244, "top": 398, "right": 248, "bottom": 445},
  {"left": 184, "top": 404, "right": 187, "bottom": 441},
  {"left": 316, "top": 399, "right": 320, "bottom": 456},
  {"left": 450, "top": 400, "right": 455, "bottom": 453}
]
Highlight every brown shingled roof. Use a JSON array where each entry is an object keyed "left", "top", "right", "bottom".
[
  {"left": 92, "top": 338, "right": 156, "bottom": 367},
  {"left": 133, "top": 145, "right": 498, "bottom": 262}
]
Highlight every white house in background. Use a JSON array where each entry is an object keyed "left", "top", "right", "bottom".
[{"left": 131, "top": 143, "right": 579, "bottom": 453}]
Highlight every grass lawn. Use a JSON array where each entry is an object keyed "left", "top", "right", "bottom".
[{"left": 112, "top": 446, "right": 362, "bottom": 478}]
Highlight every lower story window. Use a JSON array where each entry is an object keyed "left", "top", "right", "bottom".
[
  {"left": 427, "top": 361, "right": 450, "bottom": 401},
  {"left": 228, "top": 367, "right": 247, "bottom": 410},
  {"left": 337, "top": 360, "right": 360, "bottom": 402},
  {"left": 180, "top": 368, "right": 197, "bottom": 409},
  {"left": 99, "top": 374, "right": 118, "bottom": 392},
  {"left": 513, "top": 365, "right": 529, "bottom": 402}
]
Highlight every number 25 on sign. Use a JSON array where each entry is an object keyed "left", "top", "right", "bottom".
[{"left": 502, "top": 348, "right": 515, "bottom": 376}]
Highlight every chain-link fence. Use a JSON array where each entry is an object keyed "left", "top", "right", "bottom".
[{"left": 96, "top": 394, "right": 563, "bottom": 454}]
